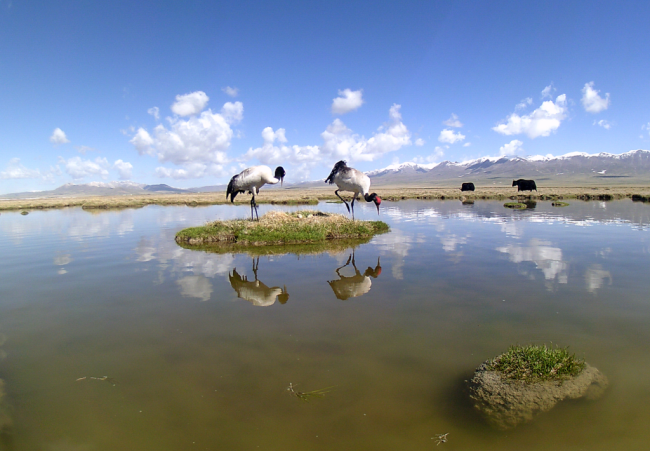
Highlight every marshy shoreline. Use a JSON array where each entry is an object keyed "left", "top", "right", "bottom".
[{"left": 2, "top": 185, "right": 650, "bottom": 212}]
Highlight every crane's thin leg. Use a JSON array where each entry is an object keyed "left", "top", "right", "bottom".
[
  {"left": 350, "top": 195, "right": 356, "bottom": 221},
  {"left": 250, "top": 194, "right": 259, "bottom": 221},
  {"left": 334, "top": 254, "right": 353, "bottom": 277},
  {"left": 335, "top": 190, "right": 350, "bottom": 213},
  {"left": 252, "top": 256, "right": 259, "bottom": 279}
]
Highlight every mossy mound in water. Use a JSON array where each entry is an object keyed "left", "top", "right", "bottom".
[
  {"left": 468, "top": 345, "right": 608, "bottom": 430},
  {"left": 175, "top": 210, "right": 390, "bottom": 246}
]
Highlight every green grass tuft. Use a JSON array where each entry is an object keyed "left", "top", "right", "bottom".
[
  {"left": 175, "top": 210, "right": 389, "bottom": 246},
  {"left": 504, "top": 202, "right": 527, "bottom": 209},
  {"left": 487, "top": 344, "right": 585, "bottom": 383}
]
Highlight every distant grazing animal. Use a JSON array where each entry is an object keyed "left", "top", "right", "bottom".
[
  {"left": 227, "top": 165, "right": 286, "bottom": 220},
  {"left": 328, "top": 253, "right": 382, "bottom": 300},
  {"left": 512, "top": 179, "right": 537, "bottom": 192},
  {"left": 325, "top": 160, "right": 381, "bottom": 220},
  {"left": 228, "top": 258, "right": 289, "bottom": 307},
  {"left": 461, "top": 182, "right": 475, "bottom": 192}
]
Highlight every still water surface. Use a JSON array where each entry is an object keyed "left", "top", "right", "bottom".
[{"left": 1, "top": 200, "right": 649, "bottom": 450}]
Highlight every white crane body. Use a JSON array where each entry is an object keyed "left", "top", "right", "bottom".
[
  {"left": 227, "top": 165, "right": 285, "bottom": 220},
  {"left": 325, "top": 160, "right": 381, "bottom": 219}
]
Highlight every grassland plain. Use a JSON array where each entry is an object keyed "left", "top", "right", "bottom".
[
  {"left": 175, "top": 210, "right": 390, "bottom": 246},
  {"left": 3, "top": 184, "right": 650, "bottom": 211}
]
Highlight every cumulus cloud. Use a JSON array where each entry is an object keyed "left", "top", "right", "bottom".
[
  {"left": 243, "top": 127, "right": 320, "bottom": 178},
  {"left": 321, "top": 104, "right": 411, "bottom": 162},
  {"left": 131, "top": 97, "right": 243, "bottom": 180},
  {"left": 244, "top": 104, "right": 412, "bottom": 181},
  {"left": 594, "top": 119, "right": 611, "bottom": 130},
  {"left": 222, "top": 86, "right": 239, "bottom": 97},
  {"left": 443, "top": 113, "right": 463, "bottom": 128},
  {"left": 113, "top": 159, "right": 133, "bottom": 180},
  {"left": 541, "top": 85, "right": 555, "bottom": 99},
  {"left": 463, "top": 142, "right": 471, "bottom": 147},
  {"left": 493, "top": 94, "right": 568, "bottom": 138},
  {"left": 59, "top": 156, "right": 110, "bottom": 180},
  {"left": 413, "top": 146, "right": 445, "bottom": 164},
  {"left": 499, "top": 139, "right": 524, "bottom": 156},
  {"left": 147, "top": 107, "right": 160, "bottom": 120},
  {"left": 171, "top": 91, "right": 209, "bottom": 116},
  {"left": 75, "top": 145, "right": 95, "bottom": 155},
  {"left": 49, "top": 128, "right": 70, "bottom": 145},
  {"left": 415, "top": 138, "right": 425, "bottom": 146},
  {"left": 438, "top": 128, "right": 466, "bottom": 144},
  {"left": 581, "top": 82, "right": 610, "bottom": 113},
  {"left": 515, "top": 97, "right": 533, "bottom": 111},
  {"left": 220, "top": 101, "right": 244, "bottom": 124},
  {"left": 331, "top": 89, "right": 364, "bottom": 115},
  {"left": 0, "top": 158, "right": 42, "bottom": 179}
]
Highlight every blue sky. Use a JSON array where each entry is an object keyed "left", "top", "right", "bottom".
[{"left": 1, "top": 0, "right": 649, "bottom": 193}]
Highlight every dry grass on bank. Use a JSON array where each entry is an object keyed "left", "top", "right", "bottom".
[{"left": 2, "top": 185, "right": 650, "bottom": 212}]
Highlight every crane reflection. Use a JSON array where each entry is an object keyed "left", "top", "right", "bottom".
[
  {"left": 328, "top": 252, "right": 382, "bottom": 300},
  {"left": 228, "top": 257, "right": 289, "bottom": 307}
]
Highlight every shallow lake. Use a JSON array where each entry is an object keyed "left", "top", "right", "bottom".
[{"left": 1, "top": 199, "right": 649, "bottom": 450}]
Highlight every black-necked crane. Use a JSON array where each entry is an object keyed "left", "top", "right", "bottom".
[
  {"left": 227, "top": 165, "right": 286, "bottom": 220},
  {"left": 324, "top": 160, "right": 381, "bottom": 220}
]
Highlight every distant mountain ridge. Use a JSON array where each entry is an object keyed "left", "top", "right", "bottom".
[
  {"left": 366, "top": 149, "right": 650, "bottom": 186},
  {"left": 2, "top": 149, "right": 649, "bottom": 199}
]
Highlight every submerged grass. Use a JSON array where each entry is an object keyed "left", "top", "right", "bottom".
[
  {"left": 287, "top": 383, "right": 334, "bottom": 402},
  {"left": 175, "top": 210, "right": 389, "bottom": 246},
  {"left": 487, "top": 344, "right": 585, "bottom": 383}
]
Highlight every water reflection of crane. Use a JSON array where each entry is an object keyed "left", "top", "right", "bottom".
[
  {"left": 328, "top": 252, "right": 382, "bottom": 300},
  {"left": 228, "top": 257, "right": 289, "bottom": 307}
]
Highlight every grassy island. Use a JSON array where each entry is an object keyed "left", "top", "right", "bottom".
[
  {"left": 487, "top": 344, "right": 586, "bottom": 383},
  {"left": 175, "top": 210, "right": 389, "bottom": 247}
]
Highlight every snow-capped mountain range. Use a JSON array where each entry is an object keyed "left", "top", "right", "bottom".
[
  {"left": 365, "top": 149, "right": 650, "bottom": 185},
  {"left": 3, "top": 150, "right": 649, "bottom": 199}
]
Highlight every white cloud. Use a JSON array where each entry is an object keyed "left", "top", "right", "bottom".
[
  {"left": 594, "top": 119, "right": 611, "bottom": 130},
  {"left": 155, "top": 162, "right": 227, "bottom": 180},
  {"left": 113, "top": 159, "right": 133, "bottom": 180},
  {"left": 331, "top": 89, "right": 364, "bottom": 115},
  {"left": 0, "top": 158, "right": 42, "bottom": 179},
  {"left": 443, "top": 113, "right": 463, "bottom": 128},
  {"left": 415, "top": 138, "right": 425, "bottom": 146},
  {"left": 541, "top": 85, "right": 554, "bottom": 99},
  {"left": 147, "top": 107, "right": 160, "bottom": 120},
  {"left": 581, "top": 82, "right": 610, "bottom": 113},
  {"left": 515, "top": 97, "right": 533, "bottom": 111},
  {"left": 499, "top": 139, "right": 524, "bottom": 156},
  {"left": 493, "top": 94, "right": 568, "bottom": 138},
  {"left": 322, "top": 104, "right": 411, "bottom": 162},
  {"left": 222, "top": 86, "right": 239, "bottom": 97},
  {"left": 171, "top": 91, "right": 209, "bottom": 116},
  {"left": 220, "top": 101, "right": 244, "bottom": 125},
  {"left": 244, "top": 104, "right": 412, "bottom": 181},
  {"left": 59, "top": 156, "right": 110, "bottom": 180},
  {"left": 243, "top": 127, "right": 320, "bottom": 179},
  {"left": 131, "top": 128, "right": 154, "bottom": 154},
  {"left": 131, "top": 98, "right": 243, "bottom": 180},
  {"left": 49, "top": 128, "right": 70, "bottom": 145},
  {"left": 75, "top": 145, "right": 95, "bottom": 154},
  {"left": 438, "top": 128, "right": 466, "bottom": 144},
  {"left": 413, "top": 146, "right": 445, "bottom": 164},
  {"left": 463, "top": 142, "right": 471, "bottom": 147}
]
